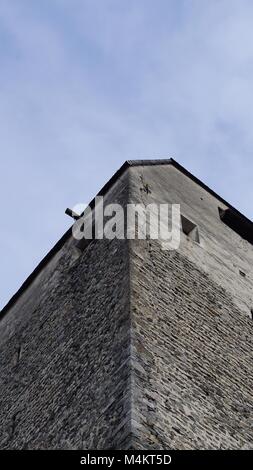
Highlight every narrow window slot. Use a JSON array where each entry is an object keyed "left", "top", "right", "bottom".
[{"left": 181, "top": 215, "right": 200, "bottom": 244}]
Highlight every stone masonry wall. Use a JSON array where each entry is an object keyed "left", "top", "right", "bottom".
[
  {"left": 130, "top": 240, "right": 253, "bottom": 449},
  {"left": 127, "top": 158, "right": 253, "bottom": 449},
  {"left": 128, "top": 163, "right": 253, "bottom": 449},
  {"left": 0, "top": 161, "right": 252, "bottom": 450},
  {"left": 0, "top": 171, "right": 131, "bottom": 449}
]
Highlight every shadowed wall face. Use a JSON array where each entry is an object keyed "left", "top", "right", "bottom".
[{"left": 0, "top": 172, "right": 131, "bottom": 450}]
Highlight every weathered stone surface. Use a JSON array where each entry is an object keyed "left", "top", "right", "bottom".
[
  {"left": 0, "top": 172, "right": 131, "bottom": 450},
  {"left": 0, "top": 161, "right": 252, "bottom": 449},
  {"left": 128, "top": 163, "right": 253, "bottom": 449},
  {"left": 130, "top": 242, "right": 253, "bottom": 449}
]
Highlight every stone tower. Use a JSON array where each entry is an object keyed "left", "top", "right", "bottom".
[{"left": 0, "top": 160, "right": 252, "bottom": 449}]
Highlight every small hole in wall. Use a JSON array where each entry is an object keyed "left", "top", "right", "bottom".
[
  {"left": 239, "top": 270, "right": 246, "bottom": 278},
  {"left": 181, "top": 215, "right": 200, "bottom": 244},
  {"left": 251, "top": 309, "right": 253, "bottom": 320}
]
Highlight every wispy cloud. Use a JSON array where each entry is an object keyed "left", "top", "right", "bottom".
[{"left": 0, "top": 0, "right": 253, "bottom": 306}]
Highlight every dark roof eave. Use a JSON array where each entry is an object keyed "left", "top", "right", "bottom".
[{"left": 1, "top": 158, "right": 252, "bottom": 319}]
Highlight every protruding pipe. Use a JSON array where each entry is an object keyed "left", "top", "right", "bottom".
[{"left": 65, "top": 208, "right": 80, "bottom": 220}]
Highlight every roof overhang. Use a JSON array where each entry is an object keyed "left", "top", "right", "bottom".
[{"left": 1, "top": 158, "right": 252, "bottom": 319}]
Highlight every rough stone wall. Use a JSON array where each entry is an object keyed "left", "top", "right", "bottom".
[
  {"left": 128, "top": 164, "right": 253, "bottom": 449},
  {"left": 1, "top": 161, "right": 252, "bottom": 450},
  {"left": 130, "top": 240, "right": 253, "bottom": 449},
  {"left": 129, "top": 164, "right": 253, "bottom": 319},
  {"left": 0, "top": 172, "right": 131, "bottom": 450}
]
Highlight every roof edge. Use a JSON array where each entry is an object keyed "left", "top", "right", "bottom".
[
  {"left": 128, "top": 158, "right": 252, "bottom": 226},
  {"left": 0, "top": 160, "right": 130, "bottom": 320},
  {"left": 1, "top": 158, "right": 252, "bottom": 319}
]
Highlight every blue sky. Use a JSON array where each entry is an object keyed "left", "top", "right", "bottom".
[{"left": 1, "top": 0, "right": 253, "bottom": 308}]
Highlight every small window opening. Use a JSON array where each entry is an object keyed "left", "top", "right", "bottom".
[
  {"left": 219, "top": 207, "right": 253, "bottom": 246},
  {"left": 181, "top": 215, "right": 200, "bottom": 244}
]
